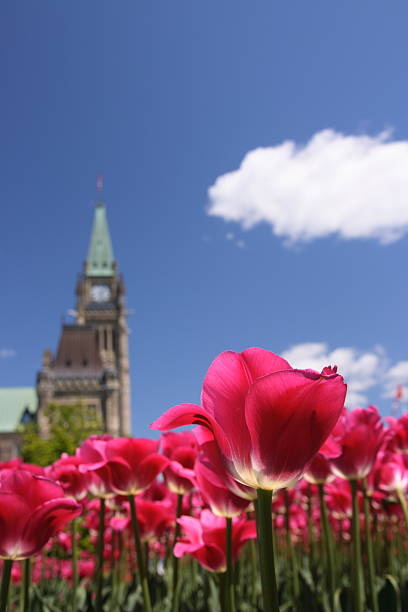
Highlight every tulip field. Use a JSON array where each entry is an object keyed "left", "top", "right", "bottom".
[{"left": 2, "top": 348, "right": 408, "bottom": 611}]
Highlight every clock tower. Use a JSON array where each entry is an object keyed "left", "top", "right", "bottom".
[{"left": 36, "top": 202, "right": 131, "bottom": 436}]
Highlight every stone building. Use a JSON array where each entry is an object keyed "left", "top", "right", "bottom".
[
  {"left": 36, "top": 202, "right": 131, "bottom": 437},
  {"left": 0, "top": 388, "right": 36, "bottom": 460}
]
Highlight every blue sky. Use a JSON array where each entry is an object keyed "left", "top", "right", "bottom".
[{"left": 1, "top": 1, "right": 408, "bottom": 435}]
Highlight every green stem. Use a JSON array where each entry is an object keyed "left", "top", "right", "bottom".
[
  {"left": 225, "top": 517, "right": 236, "bottom": 612},
  {"left": 71, "top": 517, "right": 78, "bottom": 612},
  {"left": 397, "top": 488, "right": 408, "bottom": 530},
  {"left": 350, "top": 479, "right": 364, "bottom": 612},
  {"left": 255, "top": 489, "right": 279, "bottom": 612},
  {"left": 128, "top": 495, "right": 152, "bottom": 612},
  {"left": 20, "top": 558, "right": 31, "bottom": 612},
  {"left": 219, "top": 571, "right": 227, "bottom": 612},
  {"left": 318, "top": 483, "right": 335, "bottom": 611},
  {"left": 284, "top": 489, "right": 300, "bottom": 602},
  {"left": 0, "top": 560, "right": 13, "bottom": 612},
  {"left": 307, "top": 484, "right": 316, "bottom": 563},
  {"left": 95, "top": 498, "right": 106, "bottom": 612},
  {"left": 362, "top": 479, "right": 379, "bottom": 612},
  {"left": 171, "top": 493, "right": 183, "bottom": 612}
]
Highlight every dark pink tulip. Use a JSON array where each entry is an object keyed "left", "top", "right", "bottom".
[
  {"left": 83, "top": 437, "right": 169, "bottom": 496},
  {"left": 134, "top": 499, "right": 175, "bottom": 542},
  {"left": 0, "top": 470, "right": 81, "bottom": 560},
  {"left": 151, "top": 348, "right": 346, "bottom": 490},
  {"left": 77, "top": 435, "right": 115, "bottom": 498},
  {"left": 195, "top": 459, "right": 251, "bottom": 518},
  {"left": 304, "top": 432, "right": 340, "bottom": 484},
  {"left": 304, "top": 454, "right": 335, "bottom": 485},
  {"left": 0, "top": 458, "right": 45, "bottom": 476},
  {"left": 46, "top": 454, "right": 91, "bottom": 501},
  {"left": 376, "top": 452, "right": 408, "bottom": 494},
  {"left": 174, "top": 510, "right": 256, "bottom": 572},
  {"left": 386, "top": 414, "right": 408, "bottom": 453},
  {"left": 330, "top": 406, "right": 385, "bottom": 480},
  {"left": 325, "top": 478, "right": 353, "bottom": 519},
  {"left": 160, "top": 432, "right": 197, "bottom": 494},
  {"left": 194, "top": 425, "right": 256, "bottom": 501}
]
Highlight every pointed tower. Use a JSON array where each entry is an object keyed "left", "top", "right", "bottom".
[{"left": 37, "top": 202, "right": 132, "bottom": 436}]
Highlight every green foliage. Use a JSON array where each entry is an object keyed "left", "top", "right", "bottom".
[{"left": 19, "top": 403, "right": 102, "bottom": 466}]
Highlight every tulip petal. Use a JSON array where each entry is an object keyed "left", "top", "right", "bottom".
[
  {"left": 21, "top": 498, "right": 81, "bottom": 559},
  {"left": 241, "top": 347, "right": 291, "bottom": 379},
  {"left": 150, "top": 403, "right": 231, "bottom": 459},
  {"left": 246, "top": 369, "right": 346, "bottom": 488},
  {"left": 201, "top": 352, "right": 253, "bottom": 467}
]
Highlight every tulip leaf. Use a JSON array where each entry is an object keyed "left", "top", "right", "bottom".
[{"left": 378, "top": 574, "right": 401, "bottom": 612}]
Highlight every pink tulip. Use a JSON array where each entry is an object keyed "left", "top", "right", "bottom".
[
  {"left": 195, "top": 459, "right": 251, "bottom": 518},
  {"left": 376, "top": 452, "right": 408, "bottom": 494},
  {"left": 330, "top": 406, "right": 385, "bottom": 480},
  {"left": 0, "top": 470, "right": 81, "bottom": 560},
  {"left": 133, "top": 499, "right": 175, "bottom": 542},
  {"left": 77, "top": 435, "right": 115, "bottom": 498},
  {"left": 46, "top": 454, "right": 91, "bottom": 501},
  {"left": 160, "top": 432, "right": 197, "bottom": 494},
  {"left": 386, "top": 414, "right": 408, "bottom": 453},
  {"left": 151, "top": 348, "right": 346, "bottom": 490},
  {"left": 174, "top": 510, "right": 256, "bottom": 572},
  {"left": 105, "top": 438, "right": 170, "bottom": 495}
]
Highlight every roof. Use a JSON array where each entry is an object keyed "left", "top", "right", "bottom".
[
  {"left": 86, "top": 202, "right": 115, "bottom": 277},
  {"left": 0, "top": 387, "right": 36, "bottom": 431},
  {"left": 53, "top": 324, "right": 103, "bottom": 378}
]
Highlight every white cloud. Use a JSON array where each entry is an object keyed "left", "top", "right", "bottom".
[
  {"left": 383, "top": 361, "right": 408, "bottom": 401},
  {"left": 208, "top": 129, "right": 408, "bottom": 246},
  {"left": 0, "top": 349, "right": 16, "bottom": 359},
  {"left": 282, "top": 342, "right": 388, "bottom": 407}
]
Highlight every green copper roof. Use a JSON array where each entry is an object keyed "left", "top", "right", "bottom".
[
  {"left": 86, "top": 203, "right": 115, "bottom": 277},
  {"left": 0, "top": 387, "right": 36, "bottom": 431}
]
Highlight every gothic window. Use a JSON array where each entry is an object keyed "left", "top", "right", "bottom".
[{"left": 104, "top": 328, "right": 108, "bottom": 350}]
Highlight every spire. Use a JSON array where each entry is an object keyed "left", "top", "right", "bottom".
[{"left": 86, "top": 203, "right": 115, "bottom": 276}]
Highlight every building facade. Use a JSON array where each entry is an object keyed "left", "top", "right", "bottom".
[{"left": 36, "top": 202, "right": 131, "bottom": 436}]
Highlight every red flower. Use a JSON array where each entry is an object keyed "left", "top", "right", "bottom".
[
  {"left": 193, "top": 426, "right": 254, "bottom": 517},
  {"left": 82, "top": 437, "right": 169, "bottom": 496},
  {"left": 151, "top": 348, "right": 346, "bottom": 491},
  {"left": 330, "top": 406, "right": 385, "bottom": 480},
  {"left": 160, "top": 432, "right": 197, "bottom": 494},
  {"left": 385, "top": 414, "right": 408, "bottom": 453},
  {"left": 0, "top": 470, "right": 81, "bottom": 560},
  {"left": 174, "top": 510, "right": 256, "bottom": 572},
  {"left": 77, "top": 435, "right": 115, "bottom": 498},
  {"left": 375, "top": 452, "right": 408, "bottom": 494},
  {"left": 304, "top": 433, "right": 341, "bottom": 485},
  {"left": 134, "top": 499, "right": 175, "bottom": 542},
  {"left": 46, "top": 454, "right": 91, "bottom": 501}
]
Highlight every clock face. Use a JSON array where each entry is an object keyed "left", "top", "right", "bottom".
[{"left": 91, "top": 284, "right": 111, "bottom": 302}]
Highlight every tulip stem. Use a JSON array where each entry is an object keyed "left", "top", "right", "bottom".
[
  {"left": 95, "top": 498, "right": 105, "bottom": 612},
  {"left": 20, "top": 558, "right": 31, "bottom": 612},
  {"left": 361, "top": 479, "right": 379, "bottom": 612},
  {"left": 256, "top": 489, "right": 279, "bottom": 612},
  {"left": 71, "top": 517, "right": 78, "bottom": 612},
  {"left": 397, "top": 488, "right": 408, "bottom": 531},
  {"left": 350, "top": 479, "right": 364, "bottom": 612},
  {"left": 128, "top": 495, "right": 152, "bottom": 612},
  {"left": 318, "top": 483, "right": 335, "bottom": 611},
  {"left": 225, "top": 517, "right": 236, "bottom": 612},
  {"left": 171, "top": 493, "right": 183, "bottom": 612},
  {"left": 0, "top": 559, "right": 12, "bottom": 612},
  {"left": 284, "top": 489, "right": 300, "bottom": 602}
]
